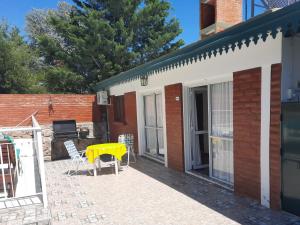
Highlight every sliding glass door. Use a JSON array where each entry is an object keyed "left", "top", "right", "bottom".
[
  {"left": 210, "top": 82, "right": 233, "bottom": 184},
  {"left": 144, "top": 93, "right": 164, "bottom": 159}
]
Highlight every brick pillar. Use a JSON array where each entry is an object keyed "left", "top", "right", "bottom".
[
  {"left": 108, "top": 92, "right": 138, "bottom": 153},
  {"left": 215, "top": 0, "right": 243, "bottom": 29},
  {"left": 200, "top": 0, "right": 242, "bottom": 39},
  {"left": 269, "top": 64, "right": 282, "bottom": 209},
  {"left": 233, "top": 67, "right": 261, "bottom": 201},
  {"left": 165, "top": 83, "right": 184, "bottom": 172}
]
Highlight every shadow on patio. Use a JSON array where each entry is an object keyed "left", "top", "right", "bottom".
[
  {"left": 45, "top": 157, "right": 300, "bottom": 225},
  {"left": 130, "top": 157, "right": 300, "bottom": 225}
]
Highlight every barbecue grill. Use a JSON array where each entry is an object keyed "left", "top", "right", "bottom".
[
  {"left": 53, "top": 120, "right": 78, "bottom": 139},
  {"left": 51, "top": 120, "right": 79, "bottom": 160}
]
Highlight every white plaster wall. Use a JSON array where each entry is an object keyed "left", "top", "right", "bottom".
[
  {"left": 107, "top": 34, "right": 283, "bottom": 199},
  {"left": 109, "top": 35, "right": 282, "bottom": 95},
  {"left": 282, "top": 35, "right": 300, "bottom": 101}
]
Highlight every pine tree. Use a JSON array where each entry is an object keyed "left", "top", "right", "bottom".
[
  {"left": 30, "top": 0, "right": 184, "bottom": 92},
  {"left": 0, "top": 23, "right": 46, "bottom": 93}
]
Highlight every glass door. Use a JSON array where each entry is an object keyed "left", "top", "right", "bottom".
[
  {"left": 190, "top": 87, "right": 209, "bottom": 170},
  {"left": 144, "top": 93, "right": 164, "bottom": 159},
  {"left": 210, "top": 82, "right": 234, "bottom": 184}
]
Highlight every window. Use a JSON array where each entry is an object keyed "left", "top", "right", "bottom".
[{"left": 113, "top": 95, "right": 125, "bottom": 122}]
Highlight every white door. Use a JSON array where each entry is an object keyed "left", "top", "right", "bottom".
[
  {"left": 210, "top": 82, "right": 234, "bottom": 184},
  {"left": 144, "top": 93, "right": 164, "bottom": 159},
  {"left": 190, "top": 87, "right": 209, "bottom": 169}
]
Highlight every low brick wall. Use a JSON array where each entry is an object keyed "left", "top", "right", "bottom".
[{"left": 0, "top": 94, "right": 107, "bottom": 160}]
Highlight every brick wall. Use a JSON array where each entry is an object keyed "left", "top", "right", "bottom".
[
  {"left": 233, "top": 67, "right": 261, "bottom": 201},
  {"left": 200, "top": 0, "right": 242, "bottom": 38},
  {"left": 0, "top": 94, "right": 101, "bottom": 126},
  {"left": 269, "top": 64, "right": 282, "bottom": 209},
  {"left": 165, "top": 83, "right": 184, "bottom": 172},
  {"left": 108, "top": 92, "right": 138, "bottom": 153},
  {"left": 0, "top": 94, "right": 104, "bottom": 160},
  {"left": 216, "top": 0, "right": 242, "bottom": 28}
]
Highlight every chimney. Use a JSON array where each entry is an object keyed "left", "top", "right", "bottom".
[{"left": 200, "top": 0, "right": 243, "bottom": 39}]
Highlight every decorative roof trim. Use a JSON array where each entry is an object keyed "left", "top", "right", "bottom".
[{"left": 94, "top": 2, "right": 300, "bottom": 91}]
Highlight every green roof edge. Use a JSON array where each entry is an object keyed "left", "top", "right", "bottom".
[{"left": 94, "top": 2, "right": 300, "bottom": 91}]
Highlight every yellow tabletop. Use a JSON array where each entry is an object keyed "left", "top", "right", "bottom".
[{"left": 86, "top": 143, "right": 127, "bottom": 163}]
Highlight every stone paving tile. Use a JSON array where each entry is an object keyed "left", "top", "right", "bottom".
[{"left": 43, "top": 158, "right": 300, "bottom": 225}]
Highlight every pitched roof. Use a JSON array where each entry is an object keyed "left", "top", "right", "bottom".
[{"left": 94, "top": 2, "right": 300, "bottom": 91}]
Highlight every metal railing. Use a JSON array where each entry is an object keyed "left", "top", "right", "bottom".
[{"left": 0, "top": 116, "right": 48, "bottom": 208}]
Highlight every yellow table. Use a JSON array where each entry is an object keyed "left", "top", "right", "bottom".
[{"left": 86, "top": 143, "right": 127, "bottom": 176}]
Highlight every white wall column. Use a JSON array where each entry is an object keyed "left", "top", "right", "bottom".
[{"left": 260, "top": 65, "right": 271, "bottom": 208}]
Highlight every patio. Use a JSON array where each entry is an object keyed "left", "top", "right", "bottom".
[{"left": 45, "top": 157, "right": 300, "bottom": 225}]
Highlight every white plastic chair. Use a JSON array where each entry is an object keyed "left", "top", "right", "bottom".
[
  {"left": 118, "top": 134, "right": 136, "bottom": 166},
  {"left": 64, "top": 140, "right": 92, "bottom": 176}
]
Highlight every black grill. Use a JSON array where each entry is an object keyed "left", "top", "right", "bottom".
[
  {"left": 53, "top": 120, "right": 78, "bottom": 139},
  {"left": 51, "top": 120, "right": 78, "bottom": 160}
]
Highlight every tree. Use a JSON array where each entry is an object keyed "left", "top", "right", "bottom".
[
  {"left": 26, "top": 3, "right": 83, "bottom": 93},
  {"left": 0, "top": 22, "right": 46, "bottom": 93},
  {"left": 29, "top": 0, "right": 184, "bottom": 93},
  {"left": 26, "top": 3, "right": 72, "bottom": 47}
]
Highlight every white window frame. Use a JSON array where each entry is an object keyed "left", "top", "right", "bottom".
[
  {"left": 136, "top": 87, "right": 168, "bottom": 167},
  {"left": 182, "top": 74, "right": 233, "bottom": 186}
]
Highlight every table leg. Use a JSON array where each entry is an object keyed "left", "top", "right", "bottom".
[
  {"left": 114, "top": 157, "right": 119, "bottom": 176},
  {"left": 98, "top": 157, "right": 101, "bottom": 172},
  {"left": 93, "top": 162, "right": 97, "bottom": 176}
]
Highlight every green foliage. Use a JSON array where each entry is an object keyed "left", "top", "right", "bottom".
[
  {"left": 0, "top": 23, "right": 46, "bottom": 93},
  {"left": 44, "top": 66, "right": 85, "bottom": 93},
  {"left": 29, "top": 0, "right": 184, "bottom": 92},
  {"left": 0, "top": 0, "right": 183, "bottom": 93}
]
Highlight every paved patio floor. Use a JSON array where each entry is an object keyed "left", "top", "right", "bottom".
[{"left": 45, "top": 157, "right": 300, "bottom": 225}]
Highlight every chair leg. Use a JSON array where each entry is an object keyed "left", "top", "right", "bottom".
[
  {"left": 75, "top": 161, "right": 80, "bottom": 175},
  {"left": 131, "top": 147, "right": 137, "bottom": 163},
  {"left": 127, "top": 150, "right": 130, "bottom": 167},
  {"left": 93, "top": 163, "right": 97, "bottom": 176},
  {"left": 83, "top": 160, "right": 93, "bottom": 175},
  {"left": 68, "top": 160, "right": 74, "bottom": 176}
]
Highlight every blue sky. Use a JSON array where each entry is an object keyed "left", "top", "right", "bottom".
[
  {"left": 0, "top": 0, "right": 199, "bottom": 45},
  {"left": 0, "top": 0, "right": 265, "bottom": 45}
]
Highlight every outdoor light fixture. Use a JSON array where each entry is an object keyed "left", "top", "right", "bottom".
[{"left": 140, "top": 76, "right": 148, "bottom": 86}]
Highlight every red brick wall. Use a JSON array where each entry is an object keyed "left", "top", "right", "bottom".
[
  {"left": 165, "top": 83, "right": 184, "bottom": 172},
  {"left": 108, "top": 92, "right": 138, "bottom": 153},
  {"left": 0, "top": 94, "right": 101, "bottom": 126},
  {"left": 270, "top": 64, "right": 282, "bottom": 209},
  {"left": 216, "top": 0, "right": 242, "bottom": 27},
  {"left": 200, "top": 0, "right": 242, "bottom": 37},
  {"left": 233, "top": 67, "right": 261, "bottom": 201}
]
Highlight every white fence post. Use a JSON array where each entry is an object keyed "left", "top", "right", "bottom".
[
  {"left": 32, "top": 116, "right": 48, "bottom": 208},
  {"left": 36, "top": 129, "right": 48, "bottom": 208}
]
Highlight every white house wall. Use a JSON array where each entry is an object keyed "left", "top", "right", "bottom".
[
  {"left": 108, "top": 34, "right": 283, "bottom": 208},
  {"left": 109, "top": 35, "right": 282, "bottom": 96}
]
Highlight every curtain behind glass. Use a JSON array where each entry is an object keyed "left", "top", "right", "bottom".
[
  {"left": 144, "top": 94, "right": 164, "bottom": 157},
  {"left": 156, "top": 94, "right": 164, "bottom": 155},
  {"left": 144, "top": 95, "right": 157, "bottom": 154},
  {"left": 211, "top": 82, "right": 234, "bottom": 184}
]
